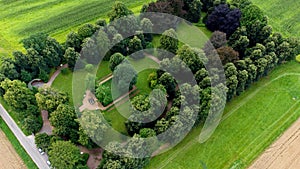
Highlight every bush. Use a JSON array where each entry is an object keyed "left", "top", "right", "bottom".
[
  {"left": 85, "top": 64, "right": 94, "bottom": 73},
  {"left": 296, "top": 55, "right": 300, "bottom": 63},
  {"left": 61, "top": 68, "right": 69, "bottom": 75}
]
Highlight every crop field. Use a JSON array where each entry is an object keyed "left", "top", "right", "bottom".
[
  {"left": 251, "top": 0, "right": 300, "bottom": 38},
  {"left": 0, "top": 0, "right": 152, "bottom": 56},
  {"left": 146, "top": 61, "right": 300, "bottom": 169}
]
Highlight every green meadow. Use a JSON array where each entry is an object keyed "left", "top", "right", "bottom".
[
  {"left": 0, "top": 0, "right": 152, "bottom": 56},
  {"left": 251, "top": 0, "right": 300, "bottom": 38}
]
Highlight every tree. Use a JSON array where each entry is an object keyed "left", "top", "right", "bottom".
[
  {"left": 201, "top": 0, "right": 226, "bottom": 12},
  {"left": 140, "top": 18, "right": 154, "bottom": 41},
  {"left": 95, "top": 30, "right": 111, "bottom": 61},
  {"left": 65, "top": 31, "right": 82, "bottom": 52},
  {"left": 139, "top": 128, "right": 157, "bottom": 138},
  {"left": 0, "top": 57, "right": 19, "bottom": 80},
  {"left": 109, "top": 1, "right": 133, "bottom": 22},
  {"left": 228, "top": 27, "right": 249, "bottom": 58},
  {"left": 240, "top": 4, "right": 264, "bottom": 28},
  {"left": 84, "top": 64, "right": 94, "bottom": 73},
  {"left": 177, "top": 45, "right": 206, "bottom": 73},
  {"left": 64, "top": 48, "right": 80, "bottom": 70},
  {"left": 109, "top": 53, "right": 126, "bottom": 71},
  {"left": 158, "top": 28, "right": 179, "bottom": 59},
  {"left": 78, "top": 125, "right": 94, "bottom": 149},
  {"left": 208, "top": 31, "right": 227, "bottom": 49},
  {"left": 158, "top": 72, "right": 177, "bottom": 98},
  {"left": 81, "top": 38, "right": 98, "bottom": 64},
  {"left": 111, "top": 34, "right": 127, "bottom": 55},
  {"left": 77, "top": 24, "right": 96, "bottom": 40},
  {"left": 35, "top": 87, "right": 69, "bottom": 112},
  {"left": 1, "top": 79, "right": 36, "bottom": 111},
  {"left": 128, "top": 36, "right": 144, "bottom": 59},
  {"left": 216, "top": 46, "right": 239, "bottom": 65},
  {"left": 230, "top": 0, "right": 252, "bottom": 9},
  {"left": 49, "top": 141, "right": 81, "bottom": 169},
  {"left": 85, "top": 73, "right": 95, "bottom": 92},
  {"left": 22, "top": 115, "right": 42, "bottom": 134},
  {"left": 35, "top": 133, "right": 51, "bottom": 152},
  {"left": 224, "top": 63, "right": 238, "bottom": 101},
  {"left": 49, "top": 104, "right": 79, "bottom": 141},
  {"left": 182, "top": 0, "right": 202, "bottom": 23},
  {"left": 21, "top": 33, "right": 63, "bottom": 69},
  {"left": 95, "top": 84, "right": 112, "bottom": 106},
  {"left": 113, "top": 63, "right": 137, "bottom": 94},
  {"left": 206, "top": 4, "right": 242, "bottom": 37},
  {"left": 78, "top": 110, "right": 108, "bottom": 143},
  {"left": 20, "top": 69, "right": 32, "bottom": 83},
  {"left": 235, "top": 60, "right": 249, "bottom": 95},
  {"left": 244, "top": 58, "right": 257, "bottom": 88},
  {"left": 112, "top": 15, "right": 140, "bottom": 37}
]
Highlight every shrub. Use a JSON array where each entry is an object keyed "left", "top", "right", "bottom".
[
  {"left": 85, "top": 64, "right": 94, "bottom": 73},
  {"left": 296, "top": 55, "right": 300, "bottom": 63},
  {"left": 61, "top": 68, "right": 69, "bottom": 75}
]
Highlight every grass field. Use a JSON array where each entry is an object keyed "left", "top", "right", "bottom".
[
  {"left": 251, "top": 0, "right": 300, "bottom": 38},
  {"left": 0, "top": 117, "right": 38, "bottom": 169},
  {"left": 146, "top": 61, "right": 300, "bottom": 169},
  {"left": 0, "top": 0, "right": 152, "bottom": 56}
]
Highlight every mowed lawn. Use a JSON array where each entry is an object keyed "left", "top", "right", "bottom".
[
  {"left": 146, "top": 61, "right": 300, "bottom": 169},
  {"left": 251, "top": 0, "right": 300, "bottom": 38},
  {"left": 0, "top": 0, "right": 152, "bottom": 56}
]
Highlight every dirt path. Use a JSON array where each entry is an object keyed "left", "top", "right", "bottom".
[
  {"left": 0, "top": 130, "right": 26, "bottom": 169},
  {"left": 249, "top": 117, "right": 300, "bottom": 169},
  {"left": 144, "top": 52, "right": 161, "bottom": 64},
  {"left": 46, "top": 64, "right": 68, "bottom": 87}
]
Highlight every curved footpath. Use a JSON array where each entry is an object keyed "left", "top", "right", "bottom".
[{"left": 0, "top": 105, "right": 50, "bottom": 169}]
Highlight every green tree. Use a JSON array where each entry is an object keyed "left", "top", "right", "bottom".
[
  {"left": 64, "top": 48, "right": 80, "bottom": 70},
  {"left": 78, "top": 110, "right": 108, "bottom": 143},
  {"left": 159, "top": 29, "right": 179, "bottom": 59},
  {"left": 95, "top": 84, "right": 112, "bottom": 106},
  {"left": 139, "top": 128, "right": 156, "bottom": 138},
  {"left": 224, "top": 63, "right": 238, "bottom": 101},
  {"left": 84, "top": 64, "right": 94, "bottom": 73},
  {"left": 158, "top": 72, "right": 177, "bottom": 98},
  {"left": 109, "top": 1, "right": 133, "bottom": 22},
  {"left": 183, "top": 0, "right": 202, "bottom": 23},
  {"left": 49, "top": 104, "right": 79, "bottom": 141},
  {"left": 128, "top": 36, "right": 143, "bottom": 59},
  {"left": 1, "top": 79, "right": 36, "bottom": 111},
  {"left": 0, "top": 57, "right": 19, "bottom": 80},
  {"left": 22, "top": 115, "right": 42, "bottom": 134},
  {"left": 109, "top": 53, "right": 126, "bottom": 71},
  {"left": 49, "top": 141, "right": 81, "bottom": 169},
  {"left": 177, "top": 45, "right": 206, "bottom": 73},
  {"left": 201, "top": 0, "right": 226, "bottom": 12},
  {"left": 140, "top": 18, "right": 153, "bottom": 41},
  {"left": 35, "top": 133, "right": 51, "bottom": 152},
  {"left": 77, "top": 23, "right": 96, "bottom": 40},
  {"left": 85, "top": 73, "right": 96, "bottom": 92},
  {"left": 65, "top": 31, "right": 82, "bottom": 52},
  {"left": 113, "top": 63, "right": 137, "bottom": 94},
  {"left": 35, "top": 87, "right": 69, "bottom": 112}
]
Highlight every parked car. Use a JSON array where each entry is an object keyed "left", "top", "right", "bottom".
[
  {"left": 38, "top": 148, "right": 45, "bottom": 155},
  {"left": 46, "top": 160, "right": 51, "bottom": 166}
]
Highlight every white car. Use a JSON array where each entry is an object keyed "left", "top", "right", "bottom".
[
  {"left": 38, "top": 148, "right": 45, "bottom": 155},
  {"left": 46, "top": 160, "right": 51, "bottom": 166}
]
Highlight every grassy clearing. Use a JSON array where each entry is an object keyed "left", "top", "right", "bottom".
[
  {"left": 52, "top": 68, "right": 86, "bottom": 107},
  {"left": 0, "top": 0, "right": 152, "bottom": 55},
  {"left": 251, "top": 0, "right": 300, "bottom": 38},
  {"left": 0, "top": 117, "right": 38, "bottom": 169},
  {"left": 146, "top": 61, "right": 300, "bottom": 169}
]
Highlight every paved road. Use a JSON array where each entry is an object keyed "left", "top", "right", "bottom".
[{"left": 0, "top": 104, "right": 50, "bottom": 169}]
